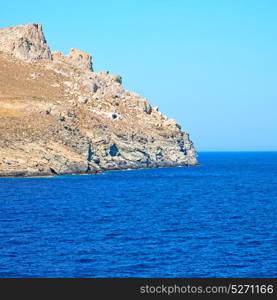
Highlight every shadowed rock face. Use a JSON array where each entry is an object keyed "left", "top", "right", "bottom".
[{"left": 0, "top": 23, "right": 198, "bottom": 177}]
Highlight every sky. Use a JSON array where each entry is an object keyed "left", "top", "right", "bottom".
[{"left": 1, "top": 0, "right": 277, "bottom": 151}]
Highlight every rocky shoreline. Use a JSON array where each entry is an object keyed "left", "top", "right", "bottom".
[
  {"left": 0, "top": 163, "right": 200, "bottom": 178},
  {"left": 0, "top": 24, "right": 198, "bottom": 177}
]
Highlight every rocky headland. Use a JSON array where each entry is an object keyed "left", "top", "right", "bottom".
[{"left": 0, "top": 24, "right": 198, "bottom": 177}]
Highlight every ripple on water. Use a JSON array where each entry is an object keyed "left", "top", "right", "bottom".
[{"left": 0, "top": 152, "right": 276, "bottom": 277}]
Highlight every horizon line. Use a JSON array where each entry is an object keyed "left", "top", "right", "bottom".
[{"left": 197, "top": 150, "right": 277, "bottom": 152}]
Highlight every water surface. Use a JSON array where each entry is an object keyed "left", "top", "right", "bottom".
[{"left": 0, "top": 152, "right": 276, "bottom": 277}]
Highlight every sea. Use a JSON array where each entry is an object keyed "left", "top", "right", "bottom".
[{"left": 0, "top": 152, "right": 276, "bottom": 277}]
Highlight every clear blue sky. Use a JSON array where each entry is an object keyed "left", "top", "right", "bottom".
[{"left": 1, "top": 0, "right": 277, "bottom": 151}]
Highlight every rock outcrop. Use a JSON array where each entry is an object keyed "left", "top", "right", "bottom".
[
  {"left": 0, "top": 23, "right": 198, "bottom": 177},
  {"left": 0, "top": 24, "right": 51, "bottom": 61},
  {"left": 52, "top": 48, "right": 93, "bottom": 71}
]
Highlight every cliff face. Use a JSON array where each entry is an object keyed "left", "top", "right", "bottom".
[
  {"left": 0, "top": 24, "right": 51, "bottom": 61},
  {"left": 0, "top": 23, "right": 198, "bottom": 177}
]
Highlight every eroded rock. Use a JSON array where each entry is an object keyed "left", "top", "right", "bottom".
[
  {"left": 0, "top": 23, "right": 198, "bottom": 177},
  {"left": 0, "top": 24, "right": 51, "bottom": 61}
]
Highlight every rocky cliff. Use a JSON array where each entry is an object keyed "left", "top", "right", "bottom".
[{"left": 0, "top": 23, "right": 198, "bottom": 177}]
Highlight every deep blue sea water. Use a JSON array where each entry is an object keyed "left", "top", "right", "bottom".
[{"left": 0, "top": 152, "right": 276, "bottom": 278}]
